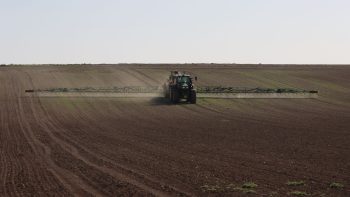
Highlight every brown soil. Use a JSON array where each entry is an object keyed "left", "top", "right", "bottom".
[{"left": 0, "top": 64, "right": 349, "bottom": 196}]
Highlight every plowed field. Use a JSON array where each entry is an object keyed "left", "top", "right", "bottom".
[{"left": 1, "top": 64, "right": 349, "bottom": 196}]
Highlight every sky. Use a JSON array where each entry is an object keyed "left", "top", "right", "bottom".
[{"left": 0, "top": 0, "right": 349, "bottom": 64}]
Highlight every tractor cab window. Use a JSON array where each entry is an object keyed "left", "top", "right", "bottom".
[{"left": 178, "top": 76, "right": 190, "bottom": 84}]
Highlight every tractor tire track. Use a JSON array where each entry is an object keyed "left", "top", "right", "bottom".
[
  {"left": 23, "top": 70, "right": 143, "bottom": 196},
  {"left": 47, "top": 97, "right": 193, "bottom": 196},
  {"left": 22, "top": 70, "right": 169, "bottom": 196}
]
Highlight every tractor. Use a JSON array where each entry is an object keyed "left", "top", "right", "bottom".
[{"left": 163, "top": 71, "right": 197, "bottom": 104}]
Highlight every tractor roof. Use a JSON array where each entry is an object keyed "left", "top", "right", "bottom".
[{"left": 170, "top": 71, "right": 191, "bottom": 77}]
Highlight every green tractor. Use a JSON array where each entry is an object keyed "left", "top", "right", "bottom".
[{"left": 163, "top": 71, "right": 197, "bottom": 104}]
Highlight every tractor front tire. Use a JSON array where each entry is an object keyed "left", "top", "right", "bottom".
[{"left": 164, "top": 89, "right": 169, "bottom": 99}]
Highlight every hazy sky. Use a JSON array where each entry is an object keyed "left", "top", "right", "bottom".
[{"left": 0, "top": 0, "right": 349, "bottom": 64}]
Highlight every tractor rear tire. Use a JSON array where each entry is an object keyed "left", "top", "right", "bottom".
[
  {"left": 164, "top": 89, "right": 169, "bottom": 99},
  {"left": 190, "top": 90, "right": 196, "bottom": 104},
  {"left": 163, "top": 84, "right": 169, "bottom": 98},
  {"left": 172, "top": 89, "right": 179, "bottom": 104},
  {"left": 169, "top": 88, "right": 173, "bottom": 102}
]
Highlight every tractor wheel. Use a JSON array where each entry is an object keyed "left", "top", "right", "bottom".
[
  {"left": 169, "top": 88, "right": 173, "bottom": 102},
  {"left": 163, "top": 84, "right": 169, "bottom": 98},
  {"left": 172, "top": 89, "right": 179, "bottom": 104},
  {"left": 190, "top": 90, "right": 196, "bottom": 104}
]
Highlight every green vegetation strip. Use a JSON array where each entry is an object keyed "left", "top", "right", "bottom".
[
  {"left": 242, "top": 182, "right": 258, "bottom": 189},
  {"left": 289, "top": 191, "right": 309, "bottom": 196},
  {"left": 201, "top": 182, "right": 258, "bottom": 194},
  {"left": 330, "top": 182, "right": 344, "bottom": 189},
  {"left": 286, "top": 181, "right": 305, "bottom": 186}
]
